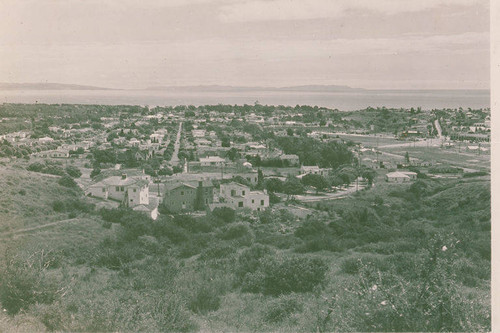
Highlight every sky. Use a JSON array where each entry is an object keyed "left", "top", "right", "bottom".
[{"left": 0, "top": 0, "right": 490, "bottom": 90}]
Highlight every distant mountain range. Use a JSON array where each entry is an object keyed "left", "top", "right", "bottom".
[
  {"left": 0, "top": 82, "right": 488, "bottom": 92},
  {"left": 0, "top": 82, "right": 364, "bottom": 92},
  {"left": 143, "top": 84, "right": 365, "bottom": 92},
  {"left": 0, "top": 82, "right": 117, "bottom": 90}
]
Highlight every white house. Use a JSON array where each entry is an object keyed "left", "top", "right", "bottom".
[
  {"left": 300, "top": 165, "right": 331, "bottom": 177},
  {"left": 280, "top": 154, "right": 300, "bottom": 166},
  {"left": 385, "top": 171, "right": 417, "bottom": 183},
  {"left": 199, "top": 156, "right": 226, "bottom": 167},
  {"left": 216, "top": 182, "right": 269, "bottom": 211},
  {"left": 89, "top": 173, "right": 149, "bottom": 207},
  {"left": 150, "top": 133, "right": 163, "bottom": 144},
  {"left": 38, "top": 137, "right": 54, "bottom": 143},
  {"left": 192, "top": 129, "right": 206, "bottom": 138},
  {"left": 128, "top": 138, "right": 141, "bottom": 147},
  {"left": 34, "top": 149, "right": 69, "bottom": 158}
]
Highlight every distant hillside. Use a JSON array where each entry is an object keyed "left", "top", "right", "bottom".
[
  {"left": 0, "top": 82, "right": 116, "bottom": 90},
  {"left": 144, "top": 84, "right": 365, "bottom": 92}
]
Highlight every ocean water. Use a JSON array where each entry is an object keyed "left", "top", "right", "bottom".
[{"left": 0, "top": 89, "right": 490, "bottom": 111}]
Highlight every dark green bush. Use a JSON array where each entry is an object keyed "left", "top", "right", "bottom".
[
  {"left": 65, "top": 165, "right": 82, "bottom": 178},
  {"left": 58, "top": 175, "right": 78, "bottom": 188},
  {"left": 211, "top": 207, "right": 236, "bottom": 224},
  {"left": 0, "top": 254, "right": 59, "bottom": 314},
  {"left": 340, "top": 257, "right": 362, "bottom": 274},
  {"left": 187, "top": 284, "right": 222, "bottom": 314},
  {"left": 236, "top": 244, "right": 275, "bottom": 281},
  {"left": 294, "top": 235, "right": 340, "bottom": 253},
  {"left": 52, "top": 199, "right": 95, "bottom": 213},
  {"left": 263, "top": 294, "right": 302, "bottom": 323},
  {"left": 199, "top": 244, "right": 234, "bottom": 261},
  {"left": 295, "top": 219, "right": 330, "bottom": 240},
  {"left": 100, "top": 207, "right": 129, "bottom": 222},
  {"left": 262, "top": 255, "right": 328, "bottom": 295},
  {"left": 218, "top": 223, "right": 252, "bottom": 240},
  {"left": 173, "top": 214, "right": 212, "bottom": 233},
  {"left": 243, "top": 255, "right": 328, "bottom": 295}
]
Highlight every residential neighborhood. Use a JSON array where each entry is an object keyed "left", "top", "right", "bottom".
[{"left": 0, "top": 103, "right": 490, "bottom": 222}]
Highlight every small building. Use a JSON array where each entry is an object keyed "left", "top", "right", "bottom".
[
  {"left": 280, "top": 154, "right": 300, "bottom": 166},
  {"left": 150, "top": 133, "right": 163, "bottom": 144},
  {"left": 385, "top": 171, "right": 417, "bottom": 183},
  {"left": 216, "top": 182, "right": 269, "bottom": 211},
  {"left": 192, "top": 129, "right": 206, "bottom": 138},
  {"left": 199, "top": 156, "right": 226, "bottom": 167},
  {"left": 128, "top": 138, "right": 141, "bottom": 147},
  {"left": 38, "top": 137, "right": 54, "bottom": 143},
  {"left": 88, "top": 173, "right": 149, "bottom": 207},
  {"left": 300, "top": 165, "right": 331, "bottom": 177},
  {"left": 162, "top": 180, "right": 214, "bottom": 213},
  {"left": 34, "top": 149, "right": 69, "bottom": 158},
  {"left": 132, "top": 196, "right": 160, "bottom": 220}
]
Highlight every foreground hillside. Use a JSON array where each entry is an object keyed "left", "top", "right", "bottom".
[{"left": 0, "top": 170, "right": 490, "bottom": 332}]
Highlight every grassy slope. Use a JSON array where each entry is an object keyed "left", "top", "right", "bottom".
[
  {"left": 0, "top": 165, "right": 114, "bottom": 332},
  {"left": 0, "top": 165, "right": 490, "bottom": 332}
]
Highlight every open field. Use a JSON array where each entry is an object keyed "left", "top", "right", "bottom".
[
  {"left": 381, "top": 146, "right": 490, "bottom": 171},
  {"left": 335, "top": 133, "right": 401, "bottom": 147}
]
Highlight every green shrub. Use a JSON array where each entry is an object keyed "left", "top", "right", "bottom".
[
  {"left": 52, "top": 200, "right": 66, "bottom": 212},
  {"left": 294, "top": 235, "right": 340, "bottom": 253},
  {"left": 199, "top": 244, "right": 234, "bottom": 261},
  {"left": 0, "top": 254, "right": 59, "bottom": 314},
  {"left": 58, "top": 175, "right": 78, "bottom": 188},
  {"left": 65, "top": 165, "right": 82, "bottom": 178},
  {"left": 151, "top": 294, "right": 198, "bottom": 332},
  {"left": 255, "top": 233, "right": 300, "bottom": 249},
  {"left": 211, "top": 207, "right": 236, "bottom": 224},
  {"left": 236, "top": 244, "right": 275, "bottom": 282},
  {"left": 218, "top": 223, "right": 252, "bottom": 240},
  {"left": 173, "top": 214, "right": 212, "bottom": 233},
  {"left": 241, "top": 271, "right": 266, "bottom": 293},
  {"left": 102, "top": 221, "right": 112, "bottom": 229},
  {"left": 263, "top": 294, "right": 302, "bottom": 323},
  {"left": 53, "top": 199, "right": 95, "bottom": 213},
  {"left": 90, "top": 167, "right": 101, "bottom": 178},
  {"left": 295, "top": 219, "right": 330, "bottom": 240},
  {"left": 263, "top": 255, "right": 328, "bottom": 295},
  {"left": 340, "top": 257, "right": 362, "bottom": 274},
  {"left": 152, "top": 219, "right": 189, "bottom": 244},
  {"left": 463, "top": 171, "right": 488, "bottom": 178},
  {"left": 27, "top": 162, "right": 44, "bottom": 172},
  {"left": 100, "top": 207, "right": 129, "bottom": 223},
  {"left": 188, "top": 284, "right": 222, "bottom": 314}
]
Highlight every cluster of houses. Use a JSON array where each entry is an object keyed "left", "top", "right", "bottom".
[
  {"left": 162, "top": 180, "right": 269, "bottom": 213},
  {"left": 87, "top": 171, "right": 270, "bottom": 219}
]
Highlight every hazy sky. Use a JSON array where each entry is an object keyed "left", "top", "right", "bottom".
[{"left": 0, "top": 0, "right": 490, "bottom": 89}]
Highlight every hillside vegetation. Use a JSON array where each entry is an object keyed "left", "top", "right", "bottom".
[{"left": 0, "top": 170, "right": 490, "bottom": 332}]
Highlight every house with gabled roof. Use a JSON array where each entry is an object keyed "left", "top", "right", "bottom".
[
  {"left": 162, "top": 180, "right": 214, "bottom": 213},
  {"left": 385, "top": 171, "right": 417, "bottom": 183},
  {"left": 215, "top": 182, "right": 269, "bottom": 211},
  {"left": 88, "top": 173, "right": 149, "bottom": 207}
]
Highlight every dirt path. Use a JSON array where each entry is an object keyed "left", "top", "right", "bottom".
[{"left": 0, "top": 218, "right": 81, "bottom": 238}]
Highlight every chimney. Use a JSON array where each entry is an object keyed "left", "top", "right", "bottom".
[{"left": 121, "top": 173, "right": 127, "bottom": 180}]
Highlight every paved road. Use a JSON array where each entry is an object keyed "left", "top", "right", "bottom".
[
  {"left": 294, "top": 183, "right": 367, "bottom": 202},
  {"left": 434, "top": 119, "right": 444, "bottom": 140},
  {"left": 170, "top": 122, "right": 183, "bottom": 165},
  {"left": 378, "top": 138, "right": 440, "bottom": 149}
]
